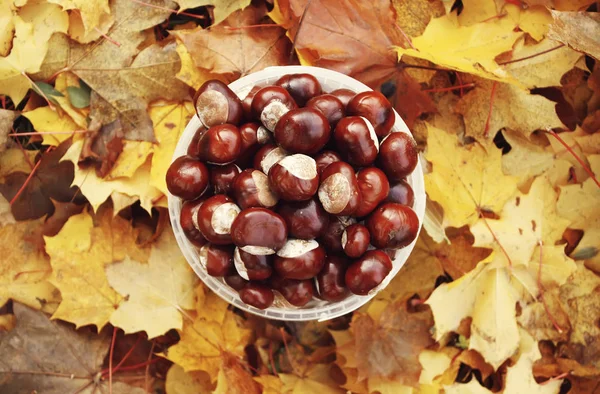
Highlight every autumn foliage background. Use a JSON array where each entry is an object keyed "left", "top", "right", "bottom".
[{"left": 0, "top": 0, "right": 599, "bottom": 393}]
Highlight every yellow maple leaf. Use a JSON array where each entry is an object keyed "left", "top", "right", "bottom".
[
  {"left": 163, "top": 289, "right": 251, "bottom": 381},
  {"left": 0, "top": 218, "right": 59, "bottom": 313},
  {"left": 47, "top": 0, "right": 110, "bottom": 33},
  {"left": 395, "top": 16, "right": 521, "bottom": 83},
  {"left": 22, "top": 106, "right": 79, "bottom": 146},
  {"left": 0, "top": 1, "right": 68, "bottom": 104},
  {"left": 175, "top": 41, "right": 214, "bottom": 89},
  {"left": 105, "top": 228, "right": 196, "bottom": 338},
  {"left": 548, "top": 128, "right": 599, "bottom": 183},
  {"left": 279, "top": 364, "right": 345, "bottom": 394},
  {"left": 54, "top": 72, "right": 89, "bottom": 128},
  {"left": 367, "top": 376, "right": 413, "bottom": 394},
  {"left": 61, "top": 139, "right": 163, "bottom": 213},
  {"left": 502, "top": 38, "right": 581, "bottom": 89},
  {"left": 470, "top": 176, "right": 570, "bottom": 266},
  {"left": 254, "top": 375, "right": 283, "bottom": 394},
  {"left": 0, "top": 1, "right": 15, "bottom": 57},
  {"left": 427, "top": 255, "right": 520, "bottom": 370},
  {"left": 419, "top": 349, "right": 461, "bottom": 393},
  {"left": 45, "top": 209, "right": 148, "bottom": 329},
  {"left": 424, "top": 123, "right": 518, "bottom": 228},
  {"left": 444, "top": 379, "right": 493, "bottom": 394},
  {"left": 175, "top": 0, "right": 251, "bottom": 26},
  {"left": 165, "top": 364, "right": 213, "bottom": 394},
  {"left": 107, "top": 141, "right": 153, "bottom": 180},
  {"left": 456, "top": 0, "right": 497, "bottom": 26},
  {"left": 505, "top": 4, "right": 553, "bottom": 41},
  {"left": 149, "top": 101, "right": 195, "bottom": 196},
  {"left": 456, "top": 78, "right": 565, "bottom": 141}
]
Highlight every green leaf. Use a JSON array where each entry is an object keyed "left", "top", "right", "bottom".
[
  {"left": 66, "top": 81, "right": 91, "bottom": 109},
  {"left": 33, "top": 81, "right": 64, "bottom": 105}
]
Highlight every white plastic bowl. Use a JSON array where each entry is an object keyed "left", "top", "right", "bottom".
[{"left": 168, "top": 66, "right": 425, "bottom": 321}]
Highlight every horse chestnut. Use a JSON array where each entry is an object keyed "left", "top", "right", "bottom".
[
  {"left": 187, "top": 126, "right": 206, "bottom": 158},
  {"left": 387, "top": 179, "right": 414, "bottom": 207},
  {"left": 254, "top": 144, "right": 288, "bottom": 175},
  {"left": 316, "top": 255, "right": 349, "bottom": 301},
  {"left": 318, "top": 216, "right": 355, "bottom": 253},
  {"left": 194, "top": 80, "right": 243, "bottom": 127},
  {"left": 271, "top": 276, "right": 315, "bottom": 306},
  {"left": 330, "top": 88, "right": 355, "bottom": 109},
  {"left": 306, "top": 94, "right": 345, "bottom": 127},
  {"left": 231, "top": 207, "right": 288, "bottom": 255},
  {"left": 318, "top": 162, "right": 361, "bottom": 215},
  {"left": 345, "top": 250, "right": 392, "bottom": 295},
  {"left": 225, "top": 271, "right": 248, "bottom": 290},
  {"left": 180, "top": 199, "right": 207, "bottom": 247},
  {"left": 234, "top": 248, "right": 273, "bottom": 280},
  {"left": 275, "top": 73, "right": 322, "bottom": 106},
  {"left": 377, "top": 132, "right": 418, "bottom": 181},
  {"left": 274, "top": 239, "right": 326, "bottom": 280},
  {"left": 366, "top": 203, "right": 419, "bottom": 249},
  {"left": 251, "top": 86, "right": 298, "bottom": 131},
  {"left": 195, "top": 124, "right": 242, "bottom": 165},
  {"left": 333, "top": 116, "right": 379, "bottom": 167},
  {"left": 341, "top": 223, "right": 370, "bottom": 258},
  {"left": 277, "top": 197, "right": 329, "bottom": 240},
  {"left": 314, "top": 150, "right": 342, "bottom": 175},
  {"left": 241, "top": 85, "right": 262, "bottom": 120},
  {"left": 347, "top": 91, "right": 395, "bottom": 138},
  {"left": 268, "top": 154, "right": 319, "bottom": 202},
  {"left": 274, "top": 107, "right": 330, "bottom": 155},
  {"left": 210, "top": 163, "right": 241, "bottom": 195},
  {"left": 354, "top": 167, "right": 390, "bottom": 217},
  {"left": 197, "top": 194, "right": 241, "bottom": 244},
  {"left": 232, "top": 169, "right": 278, "bottom": 209},
  {"left": 239, "top": 284, "right": 274, "bottom": 309},
  {"left": 199, "top": 244, "right": 234, "bottom": 277},
  {"left": 166, "top": 156, "right": 210, "bottom": 200},
  {"left": 236, "top": 122, "right": 271, "bottom": 167}
]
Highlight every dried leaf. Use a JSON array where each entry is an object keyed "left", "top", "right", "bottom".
[
  {"left": 548, "top": 11, "right": 600, "bottom": 60},
  {"left": 165, "top": 364, "right": 214, "bottom": 394},
  {"left": 0, "top": 108, "right": 17, "bottom": 152},
  {"left": 175, "top": 0, "right": 252, "bottom": 25},
  {"left": 22, "top": 105, "right": 79, "bottom": 146},
  {"left": 48, "top": 0, "right": 110, "bottom": 33}
]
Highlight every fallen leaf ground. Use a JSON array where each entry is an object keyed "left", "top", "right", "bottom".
[{"left": 1, "top": 0, "right": 600, "bottom": 393}]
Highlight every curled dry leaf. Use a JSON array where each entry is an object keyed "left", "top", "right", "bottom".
[{"left": 548, "top": 11, "right": 600, "bottom": 61}]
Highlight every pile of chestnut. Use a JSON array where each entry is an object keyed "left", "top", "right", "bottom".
[{"left": 166, "top": 73, "right": 419, "bottom": 310}]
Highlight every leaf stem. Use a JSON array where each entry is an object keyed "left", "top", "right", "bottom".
[
  {"left": 224, "top": 24, "right": 283, "bottom": 30},
  {"left": 4, "top": 370, "right": 89, "bottom": 379},
  {"left": 23, "top": 72, "right": 56, "bottom": 111},
  {"left": 540, "top": 371, "right": 570, "bottom": 385},
  {"left": 9, "top": 159, "right": 42, "bottom": 206},
  {"left": 478, "top": 209, "right": 513, "bottom": 268},
  {"left": 498, "top": 44, "right": 565, "bottom": 65},
  {"left": 546, "top": 129, "right": 600, "bottom": 188},
  {"left": 422, "top": 83, "right": 476, "bottom": 93},
  {"left": 279, "top": 327, "right": 299, "bottom": 376},
  {"left": 395, "top": 23, "right": 416, "bottom": 50},
  {"left": 108, "top": 327, "right": 117, "bottom": 394},
  {"left": 9, "top": 130, "right": 89, "bottom": 137},
  {"left": 129, "top": 0, "right": 205, "bottom": 20},
  {"left": 483, "top": 81, "right": 498, "bottom": 138},
  {"left": 145, "top": 340, "right": 156, "bottom": 393},
  {"left": 268, "top": 342, "right": 278, "bottom": 376}
]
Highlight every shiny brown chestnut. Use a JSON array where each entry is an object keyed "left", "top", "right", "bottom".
[
  {"left": 199, "top": 244, "right": 234, "bottom": 277},
  {"left": 330, "top": 88, "right": 356, "bottom": 109},
  {"left": 274, "top": 108, "right": 330, "bottom": 155},
  {"left": 197, "top": 194, "right": 241, "bottom": 244},
  {"left": 187, "top": 126, "right": 206, "bottom": 158},
  {"left": 251, "top": 86, "right": 298, "bottom": 131},
  {"left": 314, "top": 150, "right": 342, "bottom": 175},
  {"left": 386, "top": 179, "right": 414, "bottom": 207},
  {"left": 268, "top": 154, "right": 319, "bottom": 202},
  {"left": 242, "top": 85, "right": 262, "bottom": 120},
  {"left": 180, "top": 199, "right": 207, "bottom": 247},
  {"left": 210, "top": 163, "right": 241, "bottom": 195},
  {"left": 345, "top": 250, "right": 392, "bottom": 295},
  {"left": 194, "top": 80, "right": 243, "bottom": 127},
  {"left": 316, "top": 255, "right": 349, "bottom": 301},
  {"left": 234, "top": 247, "right": 273, "bottom": 280},
  {"left": 239, "top": 283, "right": 274, "bottom": 309},
  {"left": 318, "top": 161, "right": 361, "bottom": 216},
  {"left": 347, "top": 91, "right": 394, "bottom": 138},
  {"left": 277, "top": 197, "right": 329, "bottom": 240},
  {"left": 333, "top": 116, "right": 379, "bottom": 167},
  {"left": 271, "top": 276, "right": 315, "bottom": 306},
  {"left": 236, "top": 122, "right": 272, "bottom": 168},
  {"left": 225, "top": 271, "right": 248, "bottom": 290},
  {"left": 377, "top": 132, "right": 418, "bottom": 181},
  {"left": 196, "top": 124, "right": 243, "bottom": 165},
  {"left": 274, "top": 73, "right": 322, "bottom": 106},
  {"left": 274, "top": 239, "right": 326, "bottom": 280},
  {"left": 232, "top": 169, "right": 278, "bottom": 209},
  {"left": 318, "top": 216, "right": 355, "bottom": 253},
  {"left": 341, "top": 223, "right": 370, "bottom": 258},
  {"left": 231, "top": 207, "right": 288, "bottom": 255},
  {"left": 306, "top": 94, "right": 345, "bottom": 127},
  {"left": 166, "top": 156, "right": 210, "bottom": 200},
  {"left": 253, "top": 144, "right": 288, "bottom": 175},
  {"left": 354, "top": 167, "right": 390, "bottom": 217},
  {"left": 366, "top": 203, "right": 419, "bottom": 249}
]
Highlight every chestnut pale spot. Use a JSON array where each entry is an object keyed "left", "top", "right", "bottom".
[
  {"left": 257, "top": 126, "right": 271, "bottom": 144},
  {"left": 198, "top": 245, "right": 209, "bottom": 268},
  {"left": 278, "top": 154, "right": 318, "bottom": 180},
  {"left": 261, "top": 101, "right": 290, "bottom": 131},
  {"left": 359, "top": 116, "right": 379, "bottom": 151},
  {"left": 251, "top": 171, "right": 278, "bottom": 207},
  {"left": 233, "top": 248, "right": 250, "bottom": 280},
  {"left": 261, "top": 146, "right": 287, "bottom": 174},
  {"left": 277, "top": 239, "right": 319, "bottom": 258},
  {"left": 197, "top": 90, "right": 229, "bottom": 127},
  {"left": 241, "top": 245, "right": 276, "bottom": 255},
  {"left": 191, "top": 202, "right": 202, "bottom": 230},
  {"left": 211, "top": 202, "right": 240, "bottom": 234},
  {"left": 319, "top": 173, "right": 351, "bottom": 214}
]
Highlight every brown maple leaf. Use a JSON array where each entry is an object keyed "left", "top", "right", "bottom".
[
  {"left": 174, "top": 3, "right": 294, "bottom": 82},
  {"left": 272, "top": 0, "right": 436, "bottom": 127},
  {"left": 0, "top": 303, "right": 146, "bottom": 394},
  {"left": 548, "top": 11, "right": 600, "bottom": 61},
  {"left": 352, "top": 300, "right": 434, "bottom": 385}
]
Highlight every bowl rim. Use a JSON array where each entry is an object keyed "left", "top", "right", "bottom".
[{"left": 168, "top": 65, "right": 426, "bottom": 321}]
